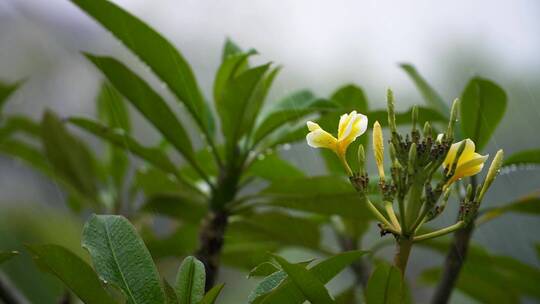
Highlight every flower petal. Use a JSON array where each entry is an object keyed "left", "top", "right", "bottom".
[
  {"left": 307, "top": 121, "right": 321, "bottom": 131},
  {"left": 337, "top": 112, "right": 368, "bottom": 155},
  {"left": 306, "top": 129, "right": 338, "bottom": 151},
  {"left": 338, "top": 111, "right": 354, "bottom": 139},
  {"left": 443, "top": 138, "right": 476, "bottom": 169}
]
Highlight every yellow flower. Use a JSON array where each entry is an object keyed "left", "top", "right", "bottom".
[
  {"left": 443, "top": 139, "right": 488, "bottom": 184},
  {"left": 306, "top": 111, "right": 368, "bottom": 173}
]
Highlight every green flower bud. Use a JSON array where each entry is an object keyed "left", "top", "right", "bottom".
[
  {"left": 446, "top": 99, "right": 459, "bottom": 139},
  {"left": 477, "top": 149, "right": 504, "bottom": 202},
  {"left": 408, "top": 143, "right": 417, "bottom": 174},
  {"left": 387, "top": 88, "right": 397, "bottom": 133},
  {"left": 357, "top": 144, "right": 366, "bottom": 173}
]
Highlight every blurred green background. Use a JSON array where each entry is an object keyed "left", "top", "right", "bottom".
[{"left": 1, "top": 0, "right": 539, "bottom": 303}]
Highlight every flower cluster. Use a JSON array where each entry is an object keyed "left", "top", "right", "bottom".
[{"left": 305, "top": 89, "right": 503, "bottom": 254}]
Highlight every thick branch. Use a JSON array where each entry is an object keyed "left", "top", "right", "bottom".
[{"left": 430, "top": 223, "right": 473, "bottom": 304}]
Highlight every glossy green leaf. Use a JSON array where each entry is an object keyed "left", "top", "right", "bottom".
[
  {"left": 0, "top": 81, "right": 20, "bottom": 113},
  {"left": 271, "top": 255, "right": 334, "bottom": 304},
  {"left": 460, "top": 77, "right": 507, "bottom": 150},
  {"left": 142, "top": 194, "right": 207, "bottom": 224},
  {"left": 216, "top": 63, "right": 271, "bottom": 157},
  {"left": 253, "top": 91, "right": 333, "bottom": 145},
  {"left": 245, "top": 154, "right": 304, "bottom": 182},
  {"left": 199, "top": 283, "right": 225, "bottom": 304},
  {"left": 248, "top": 270, "right": 287, "bottom": 303},
  {"left": 259, "top": 251, "right": 366, "bottom": 304},
  {"left": 400, "top": 64, "right": 449, "bottom": 116},
  {"left": 70, "top": 0, "right": 213, "bottom": 134},
  {"left": 0, "top": 250, "right": 18, "bottom": 264},
  {"left": 85, "top": 54, "right": 195, "bottom": 162},
  {"left": 365, "top": 263, "right": 403, "bottom": 304},
  {"left": 69, "top": 117, "right": 178, "bottom": 176},
  {"left": 26, "top": 244, "right": 117, "bottom": 304},
  {"left": 164, "top": 280, "right": 180, "bottom": 304},
  {"left": 41, "top": 111, "right": 98, "bottom": 202},
  {"left": 503, "top": 149, "right": 540, "bottom": 167},
  {"left": 82, "top": 214, "right": 165, "bottom": 304},
  {"left": 213, "top": 51, "right": 254, "bottom": 106},
  {"left": 175, "top": 256, "right": 205, "bottom": 304}
]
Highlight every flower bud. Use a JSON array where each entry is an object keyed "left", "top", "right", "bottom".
[
  {"left": 423, "top": 121, "right": 432, "bottom": 138},
  {"left": 373, "top": 121, "right": 385, "bottom": 179},
  {"left": 411, "top": 105, "right": 418, "bottom": 133},
  {"left": 477, "top": 149, "right": 504, "bottom": 202},
  {"left": 446, "top": 99, "right": 459, "bottom": 139},
  {"left": 408, "top": 143, "right": 417, "bottom": 174},
  {"left": 387, "top": 88, "right": 397, "bottom": 133},
  {"left": 357, "top": 144, "right": 366, "bottom": 173}
]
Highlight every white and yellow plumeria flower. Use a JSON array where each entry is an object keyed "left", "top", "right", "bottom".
[
  {"left": 443, "top": 139, "right": 488, "bottom": 184},
  {"left": 306, "top": 111, "right": 368, "bottom": 174}
]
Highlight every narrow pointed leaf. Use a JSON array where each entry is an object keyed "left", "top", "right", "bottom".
[
  {"left": 460, "top": 77, "right": 507, "bottom": 150},
  {"left": 82, "top": 214, "right": 166, "bottom": 304},
  {"left": 70, "top": 0, "right": 214, "bottom": 134},
  {"left": 199, "top": 283, "right": 225, "bottom": 304},
  {"left": 85, "top": 54, "right": 195, "bottom": 162},
  {"left": 175, "top": 256, "right": 205, "bottom": 304},
  {"left": 0, "top": 81, "right": 21, "bottom": 113},
  {"left": 400, "top": 64, "right": 449, "bottom": 116},
  {"left": 365, "top": 263, "right": 403, "bottom": 304},
  {"left": 0, "top": 250, "right": 18, "bottom": 264},
  {"left": 0, "top": 116, "right": 40, "bottom": 140},
  {"left": 26, "top": 244, "right": 117, "bottom": 304},
  {"left": 69, "top": 117, "right": 178, "bottom": 176},
  {"left": 164, "top": 280, "right": 179, "bottom": 304},
  {"left": 271, "top": 255, "right": 334, "bottom": 304},
  {"left": 41, "top": 111, "right": 98, "bottom": 202}
]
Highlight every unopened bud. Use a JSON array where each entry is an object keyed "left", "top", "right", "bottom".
[
  {"left": 411, "top": 105, "right": 418, "bottom": 132},
  {"left": 357, "top": 144, "right": 366, "bottom": 173},
  {"left": 446, "top": 99, "right": 459, "bottom": 139},
  {"left": 423, "top": 121, "right": 432, "bottom": 138},
  {"left": 478, "top": 149, "right": 504, "bottom": 202},
  {"left": 408, "top": 143, "right": 417, "bottom": 174},
  {"left": 387, "top": 89, "right": 397, "bottom": 133},
  {"left": 373, "top": 121, "right": 385, "bottom": 179}
]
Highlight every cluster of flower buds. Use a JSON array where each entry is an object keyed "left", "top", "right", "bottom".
[{"left": 306, "top": 89, "right": 504, "bottom": 242}]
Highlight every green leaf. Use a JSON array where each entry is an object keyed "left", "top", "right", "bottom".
[
  {"left": 400, "top": 64, "right": 449, "bottom": 116},
  {"left": 368, "top": 106, "right": 447, "bottom": 128},
  {"left": 0, "top": 250, "right": 18, "bottom": 264},
  {"left": 460, "top": 77, "right": 507, "bottom": 150},
  {"left": 82, "top": 214, "right": 165, "bottom": 304},
  {"left": 248, "top": 262, "right": 280, "bottom": 278},
  {"left": 70, "top": 0, "right": 213, "bottom": 134},
  {"left": 259, "top": 251, "right": 366, "bottom": 304},
  {"left": 0, "top": 81, "right": 21, "bottom": 113},
  {"left": 479, "top": 194, "right": 540, "bottom": 223},
  {"left": 84, "top": 54, "right": 195, "bottom": 162},
  {"left": 245, "top": 154, "right": 304, "bottom": 182},
  {"left": 142, "top": 194, "right": 207, "bottom": 224},
  {"left": 133, "top": 167, "right": 203, "bottom": 199},
  {"left": 365, "top": 263, "right": 403, "bottom": 304},
  {"left": 41, "top": 111, "right": 98, "bottom": 202},
  {"left": 222, "top": 38, "right": 243, "bottom": 61},
  {"left": 271, "top": 255, "right": 334, "bottom": 304},
  {"left": 69, "top": 117, "right": 178, "bottom": 176},
  {"left": 164, "top": 280, "right": 180, "bottom": 304},
  {"left": 97, "top": 82, "right": 131, "bottom": 132},
  {"left": 0, "top": 139, "right": 53, "bottom": 178},
  {"left": 216, "top": 63, "right": 271, "bottom": 157},
  {"left": 0, "top": 115, "right": 41, "bottom": 140},
  {"left": 248, "top": 270, "right": 287, "bottom": 303},
  {"left": 96, "top": 82, "right": 131, "bottom": 190},
  {"left": 199, "top": 283, "right": 225, "bottom": 304},
  {"left": 334, "top": 287, "right": 356, "bottom": 304},
  {"left": 226, "top": 211, "right": 321, "bottom": 250},
  {"left": 503, "top": 149, "right": 540, "bottom": 167},
  {"left": 253, "top": 91, "right": 333, "bottom": 145},
  {"left": 175, "top": 256, "right": 205, "bottom": 304},
  {"left": 26, "top": 244, "right": 117, "bottom": 304}
]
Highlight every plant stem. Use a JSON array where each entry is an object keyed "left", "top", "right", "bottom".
[
  {"left": 393, "top": 237, "right": 413, "bottom": 275},
  {"left": 384, "top": 201, "right": 401, "bottom": 233},
  {"left": 430, "top": 223, "right": 474, "bottom": 304},
  {"left": 365, "top": 198, "right": 395, "bottom": 232},
  {"left": 0, "top": 274, "right": 27, "bottom": 304},
  {"left": 413, "top": 221, "right": 464, "bottom": 242}
]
